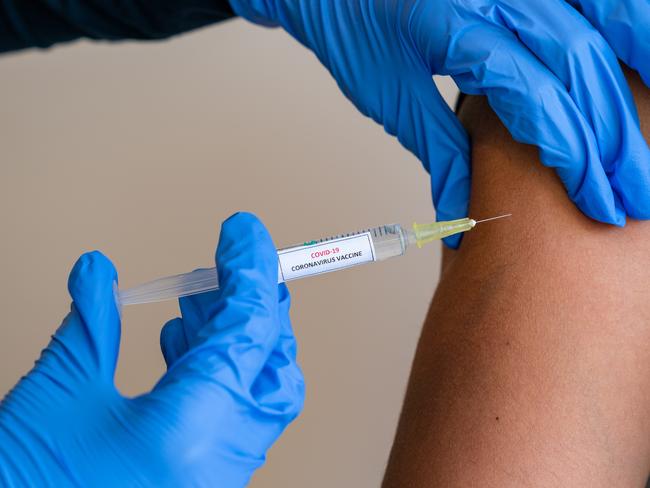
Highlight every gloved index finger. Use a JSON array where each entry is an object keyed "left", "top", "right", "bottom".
[
  {"left": 208, "top": 212, "right": 281, "bottom": 377},
  {"left": 215, "top": 212, "right": 279, "bottom": 304},
  {"left": 158, "top": 212, "right": 281, "bottom": 392},
  {"left": 61, "top": 251, "right": 121, "bottom": 382}
]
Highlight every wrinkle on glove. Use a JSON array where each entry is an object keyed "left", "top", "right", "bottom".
[{"left": 565, "top": 0, "right": 650, "bottom": 87}]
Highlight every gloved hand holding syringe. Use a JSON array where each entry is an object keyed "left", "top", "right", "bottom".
[{"left": 119, "top": 214, "right": 511, "bottom": 306}]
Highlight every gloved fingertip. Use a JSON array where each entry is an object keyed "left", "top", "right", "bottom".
[
  {"left": 216, "top": 212, "right": 277, "bottom": 288},
  {"left": 571, "top": 184, "right": 626, "bottom": 228},
  {"left": 68, "top": 251, "right": 118, "bottom": 306},
  {"left": 219, "top": 213, "right": 267, "bottom": 260},
  {"left": 610, "top": 208, "right": 627, "bottom": 227},
  {"left": 220, "top": 212, "right": 266, "bottom": 241},
  {"left": 611, "top": 213, "right": 626, "bottom": 227}
]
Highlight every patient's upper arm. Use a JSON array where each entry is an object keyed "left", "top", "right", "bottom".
[{"left": 383, "top": 68, "right": 650, "bottom": 488}]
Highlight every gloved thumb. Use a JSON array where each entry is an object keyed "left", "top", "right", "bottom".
[{"left": 40, "top": 251, "right": 121, "bottom": 386}]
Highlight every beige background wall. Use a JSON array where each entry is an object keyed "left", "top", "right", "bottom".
[{"left": 0, "top": 19, "right": 458, "bottom": 487}]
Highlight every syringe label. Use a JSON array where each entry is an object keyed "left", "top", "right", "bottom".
[{"left": 278, "top": 232, "right": 376, "bottom": 282}]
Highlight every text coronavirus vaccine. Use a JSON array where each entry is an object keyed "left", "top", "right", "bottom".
[{"left": 278, "top": 232, "right": 376, "bottom": 281}]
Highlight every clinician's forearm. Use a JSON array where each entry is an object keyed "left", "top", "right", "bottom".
[
  {"left": 0, "top": 0, "right": 234, "bottom": 53},
  {"left": 383, "top": 69, "right": 650, "bottom": 487}
]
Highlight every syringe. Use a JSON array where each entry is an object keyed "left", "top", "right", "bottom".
[{"left": 118, "top": 215, "right": 511, "bottom": 306}]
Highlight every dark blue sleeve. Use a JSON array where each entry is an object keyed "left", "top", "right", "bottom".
[{"left": 0, "top": 0, "right": 235, "bottom": 53}]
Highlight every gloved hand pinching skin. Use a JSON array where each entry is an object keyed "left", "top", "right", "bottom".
[
  {"left": 0, "top": 212, "right": 304, "bottom": 487},
  {"left": 229, "top": 0, "right": 650, "bottom": 245}
]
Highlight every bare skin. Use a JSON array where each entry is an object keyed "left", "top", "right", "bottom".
[{"left": 383, "top": 68, "right": 650, "bottom": 487}]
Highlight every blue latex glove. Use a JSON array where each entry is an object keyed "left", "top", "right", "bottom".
[
  {"left": 565, "top": 0, "right": 650, "bottom": 87},
  {"left": 229, "top": 0, "right": 650, "bottom": 247},
  {"left": 0, "top": 212, "right": 304, "bottom": 487}
]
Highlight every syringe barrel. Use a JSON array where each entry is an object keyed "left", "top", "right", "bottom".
[{"left": 119, "top": 224, "right": 409, "bottom": 306}]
